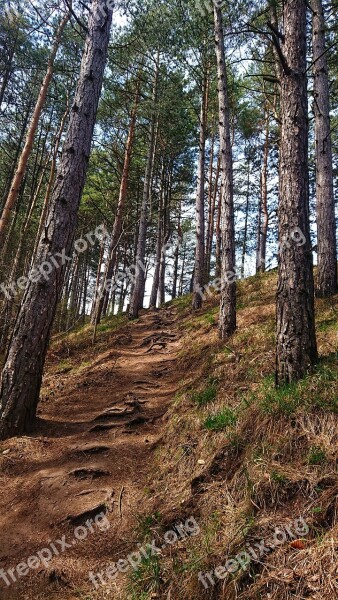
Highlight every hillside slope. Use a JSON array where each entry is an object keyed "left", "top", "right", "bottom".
[{"left": 0, "top": 270, "right": 337, "bottom": 600}]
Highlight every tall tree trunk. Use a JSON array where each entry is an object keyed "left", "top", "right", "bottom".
[
  {"left": 206, "top": 153, "right": 220, "bottom": 281},
  {"left": 7, "top": 151, "right": 52, "bottom": 289},
  {"left": 276, "top": 0, "right": 318, "bottom": 385},
  {"left": 158, "top": 167, "right": 172, "bottom": 306},
  {"left": 81, "top": 252, "right": 89, "bottom": 323},
  {"left": 0, "top": 12, "right": 70, "bottom": 248},
  {"left": 91, "top": 234, "right": 105, "bottom": 318},
  {"left": 179, "top": 243, "right": 186, "bottom": 297},
  {"left": 0, "top": 0, "right": 113, "bottom": 440},
  {"left": 215, "top": 188, "right": 221, "bottom": 279},
  {"left": 149, "top": 159, "right": 165, "bottom": 308},
  {"left": 129, "top": 52, "right": 160, "bottom": 319},
  {"left": 92, "top": 76, "right": 141, "bottom": 324},
  {"left": 192, "top": 63, "right": 208, "bottom": 310},
  {"left": 312, "top": 0, "right": 337, "bottom": 296},
  {"left": 214, "top": 5, "right": 236, "bottom": 339},
  {"left": 241, "top": 155, "right": 251, "bottom": 278},
  {"left": 257, "top": 108, "right": 270, "bottom": 273},
  {"left": 0, "top": 101, "right": 32, "bottom": 217},
  {"left": 172, "top": 203, "right": 182, "bottom": 300},
  {"left": 205, "top": 131, "right": 215, "bottom": 279},
  {"left": 256, "top": 185, "right": 262, "bottom": 274}
]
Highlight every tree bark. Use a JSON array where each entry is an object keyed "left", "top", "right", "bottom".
[
  {"left": 276, "top": 0, "right": 318, "bottom": 385},
  {"left": 206, "top": 153, "right": 220, "bottom": 281},
  {"left": 158, "top": 167, "right": 172, "bottom": 306},
  {"left": 214, "top": 5, "right": 236, "bottom": 339},
  {"left": 172, "top": 202, "right": 182, "bottom": 300},
  {"left": 241, "top": 153, "right": 251, "bottom": 278},
  {"left": 205, "top": 131, "right": 214, "bottom": 280},
  {"left": 149, "top": 159, "right": 165, "bottom": 308},
  {"left": 129, "top": 52, "right": 159, "bottom": 319},
  {"left": 257, "top": 107, "right": 270, "bottom": 273},
  {"left": 312, "top": 0, "right": 337, "bottom": 296},
  {"left": 0, "top": 0, "right": 113, "bottom": 440},
  {"left": 0, "top": 101, "right": 32, "bottom": 221},
  {"left": 215, "top": 187, "right": 221, "bottom": 279},
  {"left": 0, "top": 12, "right": 70, "bottom": 248},
  {"left": 192, "top": 63, "right": 208, "bottom": 310}
]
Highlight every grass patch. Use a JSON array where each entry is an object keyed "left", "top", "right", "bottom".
[
  {"left": 128, "top": 554, "right": 161, "bottom": 598},
  {"left": 308, "top": 446, "right": 327, "bottom": 465},
  {"left": 317, "top": 316, "right": 338, "bottom": 332},
  {"left": 204, "top": 407, "right": 237, "bottom": 431},
  {"left": 205, "top": 311, "right": 215, "bottom": 325},
  {"left": 259, "top": 359, "right": 338, "bottom": 416},
  {"left": 169, "top": 293, "right": 193, "bottom": 311},
  {"left": 191, "top": 382, "right": 217, "bottom": 406},
  {"left": 56, "top": 358, "right": 73, "bottom": 372},
  {"left": 270, "top": 470, "right": 287, "bottom": 484},
  {"left": 136, "top": 512, "right": 162, "bottom": 540}
]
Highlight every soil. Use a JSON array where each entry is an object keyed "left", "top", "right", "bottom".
[{"left": 0, "top": 307, "right": 181, "bottom": 600}]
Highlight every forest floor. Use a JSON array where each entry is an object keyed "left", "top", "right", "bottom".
[
  {"left": 0, "top": 306, "right": 182, "bottom": 600},
  {"left": 0, "top": 270, "right": 337, "bottom": 600}
]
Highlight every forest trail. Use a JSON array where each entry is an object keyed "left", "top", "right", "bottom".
[{"left": 0, "top": 306, "right": 182, "bottom": 600}]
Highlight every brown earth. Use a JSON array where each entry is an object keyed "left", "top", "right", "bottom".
[{"left": 0, "top": 306, "right": 181, "bottom": 600}]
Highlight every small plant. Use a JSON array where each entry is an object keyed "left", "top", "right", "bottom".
[
  {"left": 56, "top": 358, "right": 73, "bottom": 373},
  {"left": 192, "top": 384, "right": 217, "bottom": 406},
  {"left": 308, "top": 446, "right": 326, "bottom": 465},
  {"left": 270, "top": 470, "right": 287, "bottom": 484},
  {"left": 204, "top": 407, "right": 237, "bottom": 431},
  {"left": 205, "top": 311, "right": 215, "bottom": 325},
  {"left": 97, "top": 323, "right": 111, "bottom": 332},
  {"left": 136, "top": 512, "right": 162, "bottom": 540},
  {"left": 228, "top": 432, "right": 244, "bottom": 451},
  {"left": 129, "top": 554, "right": 161, "bottom": 597}
]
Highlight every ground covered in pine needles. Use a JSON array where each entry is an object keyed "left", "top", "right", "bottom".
[{"left": 0, "top": 270, "right": 337, "bottom": 600}]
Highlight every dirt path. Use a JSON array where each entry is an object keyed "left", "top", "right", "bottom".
[{"left": 0, "top": 307, "right": 181, "bottom": 600}]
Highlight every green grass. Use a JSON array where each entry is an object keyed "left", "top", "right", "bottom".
[
  {"left": 128, "top": 555, "right": 161, "bottom": 598},
  {"left": 270, "top": 470, "right": 287, "bottom": 484},
  {"left": 169, "top": 293, "right": 192, "bottom": 311},
  {"left": 259, "top": 360, "right": 338, "bottom": 416},
  {"left": 192, "top": 383, "right": 217, "bottom": 406},
  {"left": 204, "top": 407, "right": 237, "bottom": 431},
  {"left": 317, "top": 317, "right": 338, "bottom": 332},
  {"left": 56, "top": 358, "right": 73, "bottom": 372},
  {"left": 308, "top": 446, "right": 327, "bottom": 465},
  {"left": 136, "top": 512, "right": 162, "bottom": 540},
  {"left": 205, "top": 311, "right": 216, "bottom": 325},
  {"left": 260, "top": 376, "right": 301, "bottom": 415}
]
